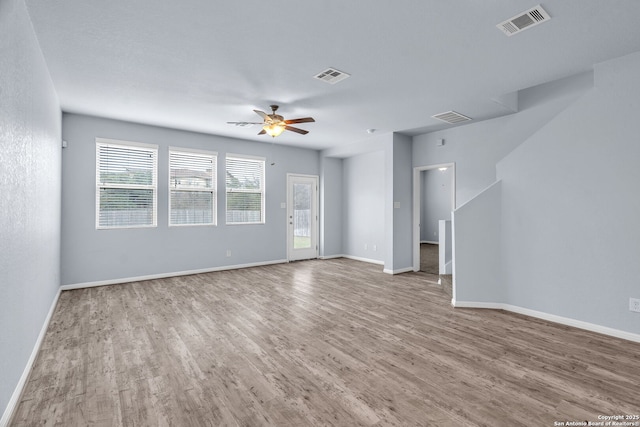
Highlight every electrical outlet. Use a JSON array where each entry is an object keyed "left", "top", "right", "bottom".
[
  {"left": 373, "top": 245, "right": 377, "bottom": 251},
  {"left": 226, "top": 249, "right": 231, "bottom": 257},
  {"left": 630, "top": 298, "right": 640, "bottom": 313},
  {"left": 364, "top": 244, "right": 368, "bottom": 250}
]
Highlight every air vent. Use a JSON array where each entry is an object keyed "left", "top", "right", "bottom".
[
  {"left": 313, "top": 67, "right": 351, "bottom": 84},
  {"left": 497, "top": 4, "right": 550, "bottom": 36},
  {"left": 432, "top": 111, "right": 472, "bottom": 124}
]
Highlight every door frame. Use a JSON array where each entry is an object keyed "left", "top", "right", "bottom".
[
  {"left": 412, "top": 163, "right": 456, "bottom": 271},
  {"left": 286, "top": 173, "right": 319, "bottom": 261}
]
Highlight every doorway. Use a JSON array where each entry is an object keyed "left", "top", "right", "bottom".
[
  {"left": 287, "top": 174, "right": 319, "bottom": 261},
  {"left": 412, "top": 163, "right": 455, "bottom": 272}
]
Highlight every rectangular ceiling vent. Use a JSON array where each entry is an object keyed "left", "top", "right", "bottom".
[
  {"left": 497, "top": 4, "right": 551, "bottom": 36},
  {"left": 432, "top": 111, "right": 472, "bottom": 124},
  {"left": 313, "top": 67, "right": 351, "bottom": 84}
]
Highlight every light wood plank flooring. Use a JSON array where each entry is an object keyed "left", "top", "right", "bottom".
[{"left": 11, "top": 258, "right": 640, "bottom": 426}]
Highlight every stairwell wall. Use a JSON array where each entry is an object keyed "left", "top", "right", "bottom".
[{"left": 496, "top": 51, "right": 640, "bottom": 335}]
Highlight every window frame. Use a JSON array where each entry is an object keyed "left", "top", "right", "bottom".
[
  {"left": 225, "top": 153, "right": 266, "bottom": 225},
  {"left": 168, "top": 147, "right": 218, "bottom": 227},
  {"left": 95, "top": 137, "right": 158, "bottom": 229}
]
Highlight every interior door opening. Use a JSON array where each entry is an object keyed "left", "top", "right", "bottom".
[{"left": 413, "top": 163, "right": 455, "bottom": 275}]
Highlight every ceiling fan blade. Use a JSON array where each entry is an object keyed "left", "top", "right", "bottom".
[
  {"left": 253, "top": 110, "right": 268, "bottom": 120},
  {"left": 285, "top": 125, "right": 309, "bottom": 135},
  {"left": 227, "top": 121, "right": 263, "bottom": 126},
  {"left": 284, "top": 117, "right": 315, "bottom": 124},
  {"left": 257, "top": 129, "right": 266, "bottom": 135}
]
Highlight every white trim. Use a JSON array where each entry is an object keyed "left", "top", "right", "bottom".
[
  {"left": 451, "top": 211, "right": 457, "bottom": 303},
  {"left": 168, "top": 148, "right": 217, "bottom": 227},
  {"left": 60, "top": 259, "right": 287, "bottom": 291},
  {"left": 383, "top": 266, "right": 414, "bottom": 275},
  {"left": 318, "top": 254, "right": 344, "bottom": 260},
  {"left": 452, "top": 301, "right": 640, "bottom": 344},
  {"left": 96, "top": 139, "right": 158, "bottom": 229},
  {"left": 443, "top": 260, "right": 452, "bottom": 275},
  {"left": 225, "top": 152, "right": 265, "bottom": 162},
  {"left": 225, "top": 154, "right": 266, "bottom": 225},
  {"left": 168, "top": 146, "right": 217, "bottom": 157},
  {"left": 286, "top": 174, "right": 319, "bottom": 262},
  {"left": 453, "top": 300, "right": 504, "bottom": 309},
  {"left": 96, "top": 137, "right": 158, "bottom": 150},
  {"left": 1, "top": 288, "right": 61, "bottom": 427},
  {"left": 285, "top": 172, "right": 320, "bottom": 180},
  {"left": 341, "top": 255, "right": 384, "bottom": 266}
]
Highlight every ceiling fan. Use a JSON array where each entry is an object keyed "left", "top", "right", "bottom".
[{"left": 227, "top": 105, "right": 315, "bottom": 137}]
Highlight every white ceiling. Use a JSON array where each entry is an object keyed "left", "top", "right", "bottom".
[{"left": 24, "top": 0, "right": 640, "bottom": 151}]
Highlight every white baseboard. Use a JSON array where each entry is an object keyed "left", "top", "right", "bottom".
[
  {"left": 1, "top": 288, "right": 61, "bottom": 427},
  {"left": 339, "top": 256, "right": 413, "bottom": 275},
  {"left": 323, "top": 255, "right": 415, "bottom": 275},
  {"left": 453, "top": 300, "right": 503, "bottom": 309},
  {"left": 60, "top": 259, "right": 288, "bottom": 290},
  {"left": 341, "top": 255, "right": 384, "bottom": 266},
  {"left": 383, "top": 266, "right": 415, "bottom": 275},
  {"left": 318, "top": 254, "right": 344, "bottom": 260},
  {"left": 452, "top": 300, "right": 640, "bottom": 343}
]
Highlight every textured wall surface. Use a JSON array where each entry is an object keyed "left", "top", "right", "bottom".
[
  {"left": 61, "top": 114, "right": 319, "bottom": 286},
  {"left": 452, "top": 181, "right": 503, "bottom": 304},
  {"left": 497, "top": 52, "right": 640, "bottom": 334},
  {"left": 390, "top": 133, "right": 412, "bottom": 272},
  {"left": 412, "top": 72, "right": 594, "bottom": 207},
  {"left": 319, "top": 156, "right": 343, "bottom": 257},
  {"left": 0, "top": 0, "right": 61, "bottom": 420},
  {"left": 342, "top": 150, "right": 385, "bottom": 263}
]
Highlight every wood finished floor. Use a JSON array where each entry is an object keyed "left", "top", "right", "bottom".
[
  {"left": 12, "top": 259, "right": 640, "bottom": 426},
  {"left": 419, "top": 244, "right": 439, "bottom": 275}
]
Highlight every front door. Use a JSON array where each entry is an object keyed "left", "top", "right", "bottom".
[{"left": 287, "top": 174, "right": 318, "bottom": 261}]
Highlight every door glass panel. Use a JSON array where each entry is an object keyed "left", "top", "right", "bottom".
[{"left": 293, "top": 183, "right": 312, "bottom": 249}]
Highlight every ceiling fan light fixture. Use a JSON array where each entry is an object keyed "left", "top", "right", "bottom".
[
  {"left": 264, "top": 122, "right": 286, "bottom": 137},
  {"left": 231, "top": 105, "right": 314, "bottom": 137}
]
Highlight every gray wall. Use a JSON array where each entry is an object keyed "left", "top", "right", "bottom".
[
  {"left": 342, "top": 150, "right": 385, "bottom": 263},
  {"left": 61, "top": 113, "right": 319, "bottom": 285},
  {"left": 390, "top": 133, "right": 413, "bottom": 272},
  {"left": 496, "top": 51, "right": 640, "bottom": 334},
  {"left": 0, "top": 0, "right": 61, "bottom": 419},
  {"left": 452, "top": 181, "right": 503, "bottom": 303},
  {"left": 420, "top": 168, "right": 452, "bottom": 242},
  {"left": 324, "top": 132, "right": 413, "bottom": 273},
  {"left": 319, "top": 156, "right": 343, "bottom": 258},
  {"left": 430, "top": 54, "right": 640, "bottom": 335},
  {"left": 412, "top": 72, "right": 595, "bottom": 206}
]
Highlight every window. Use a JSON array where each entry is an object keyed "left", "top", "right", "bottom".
[
  {"left": 226, "top": 154, "right": 265, "bottom": 224},
  {"left": 169, "top": 148, "right": 217, "bottom": 226},
  {"left": 96, "top": 138, "right": 158, "bottom": 229}
]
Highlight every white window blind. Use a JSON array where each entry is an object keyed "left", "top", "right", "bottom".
[
  {"left": 226, "top": 155, "right": 265, "bottom": 224},
  {"left": 96, "top": 139, "right": 158, "bottom": 229},
  {"left": 169, "top": 148, "right": 217, "bottom": 226}
]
